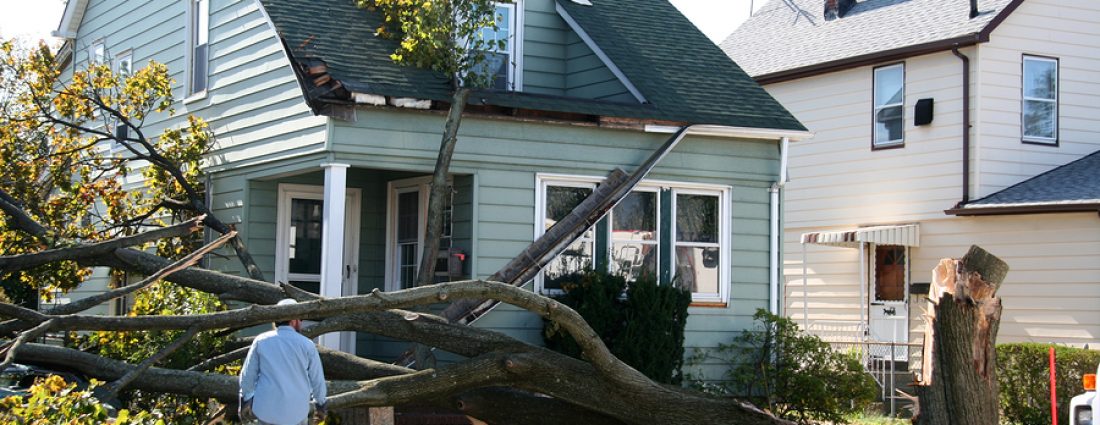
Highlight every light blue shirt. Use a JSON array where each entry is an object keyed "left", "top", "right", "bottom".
[{"left": 239, "top": 326, "right": 327, "bottom": 425}]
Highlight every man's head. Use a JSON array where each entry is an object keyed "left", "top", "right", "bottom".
[{"left": 274, "top": 298, "right": 302, "bottom": 331}]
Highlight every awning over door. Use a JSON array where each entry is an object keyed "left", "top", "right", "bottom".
[{"left": 800, "top": 224, "right": 919, "bottom": 248}]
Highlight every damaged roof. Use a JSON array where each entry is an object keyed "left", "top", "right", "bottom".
[
  {"left": 721, "top": 0, "right": 1021, "bottom": 81},
  {"left": 258, "top": 0, "right": 805, "bottom": 131},
  {"left": 950, "top": 149, "right": 1100, "bottom": 216}
]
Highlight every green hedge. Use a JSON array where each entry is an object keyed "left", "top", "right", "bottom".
[
  {"left": 542, "top": 271, "right": 691, "bottom": 385},
  {"left": 998, "top": 343, "right": 1100, "bottom": 425}
]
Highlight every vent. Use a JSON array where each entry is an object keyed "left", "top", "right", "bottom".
[{"left": 824, "top": 0, "right": 856, "bottom": 20}]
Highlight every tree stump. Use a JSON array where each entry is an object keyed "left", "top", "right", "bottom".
[{"left": 914, "top": 245, "right": 1009, "bottom": 425}]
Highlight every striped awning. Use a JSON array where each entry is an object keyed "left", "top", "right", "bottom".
[{"left": 800, "top": 224, "right": 920, "bottom": 248}]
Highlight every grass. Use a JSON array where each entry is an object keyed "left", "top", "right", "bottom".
[{"left": 842, "top": 411, "right": 910, "bottom": 425}]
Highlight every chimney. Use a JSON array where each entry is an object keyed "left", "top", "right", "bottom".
[
  {"left": 969, "top": 0, "right": 979, "bottom": 18},
  {"left": 824, "top": 0, "right": 857, "bottom": 20}
]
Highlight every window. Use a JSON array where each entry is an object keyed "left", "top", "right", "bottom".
[
  {"left": 386, "top": 177, "right": 457, "bottom": 291},
  {"left": 873, "top": 63, "right": 904, "bottom": 147},
  {"left": 189, "top": 0, "right": 209, "bottom": 95},
  {"left": 474, "top": 2, "right": 520, "bottom": 90},
  {"left": 1022, "top": 55, "right": 1058, "bottom": 144},
  {"left": 89, "top": 41, "right": 106, "bottom": 64},
  {"left": 115, "top": 51, "right": 133, "bottom": 76},
  {"left": 540, "top": 181, "right": 596, "bottom": 291},
  {"left": 874, "top": 245, "right": 906, "bottom": 302},
  {"left": 536, "top": 175, "right": 729, "bottom": 303}
]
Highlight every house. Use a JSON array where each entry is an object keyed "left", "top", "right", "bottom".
[
  {"left": 722, "top": 0, "right": 1100, "bottom": 359},
  {"left": 50, "top": 0, "right": 807, "bottom": 380}
]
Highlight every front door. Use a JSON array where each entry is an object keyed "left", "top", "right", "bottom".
[
  {"left": 869, "top": 244, "right": 909, "bottom": 361},
  {"left": 275, "top": 184, "right": 361, "bottom": 352},
  {"left": 385, "top": 177, "right": 452, "bottom": 291}
]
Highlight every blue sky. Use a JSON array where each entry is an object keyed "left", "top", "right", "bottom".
[{"left": 0, "top": 0, "right": 762, "bottom": 45}]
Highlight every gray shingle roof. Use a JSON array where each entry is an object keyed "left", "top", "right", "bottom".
[
  {"left": 258, "top": 0, "right": 805, "bottom": 131},
  {"left": 961, "top": 150, "right": 1100, "bottom": 209},
  {"left": 721, "top": 0, "right": 1018, "bottom": 79}
]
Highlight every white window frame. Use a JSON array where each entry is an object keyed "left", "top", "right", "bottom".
[
  {"left": 534, "top": 174, "right": 731, "bottom": 304},
  {"left": 114, "top": 50, "right": 133, "bottom": 76},
  {"left": 670, "top": 186, "right": 730, "bottom": 304},
  {"left": 872, "top": 63, "right": 905, "bottom": 148},
  {"left": 1021, "top": 55, "right": 1058, "bottom": 144},
  {"left": 89, "top": 40, "right": 106, "bottom": 64},
  {"left": 186, "top": 0, "right": 210, "bottom": 98},
  {"left": 384, "top": 176, "right": 454, "bottom": 292}
]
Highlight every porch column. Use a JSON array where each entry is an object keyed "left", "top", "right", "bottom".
[{"left": 319, "top": 162, "right": 350, "bottom": 350}]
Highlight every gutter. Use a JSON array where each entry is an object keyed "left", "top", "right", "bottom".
[
  {"left": 946, "top": 203, "right": 1100, "bottom": 217},
  {"left": 644, "top": 124, "right": 812, "bottom": 141},
  {"left": 769, "top": 137, "right": 790, "bottom": 316},
  {"left": 952, "top": 45, "right": 972, "bottom": 208}
]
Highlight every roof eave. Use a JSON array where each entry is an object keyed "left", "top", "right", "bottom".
[
  {"left": 755, "top": 34, "right": 983, "bottom": 85},
  {"left": 51, "top": 0, "right": 89, "bottom": 40},
  {"left": 945, "top": 203, "right": 1100, "bottom": 217}
]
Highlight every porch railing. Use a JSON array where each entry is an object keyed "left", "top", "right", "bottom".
[{"left": 807, "top": 321, "right": 922, "bottom": 417}]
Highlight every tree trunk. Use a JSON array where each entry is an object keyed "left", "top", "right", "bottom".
[
  {"left": 415, "top": 87, "right": 472, "bottom": 288},
  {"left": 914, "top": 245, "right": 1008, "bottom": 425}
]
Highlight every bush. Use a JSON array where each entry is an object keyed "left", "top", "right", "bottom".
[
  {"left": 543, "top": 271, "right": 692, "bottom": 384},
  {"left": 998, "top": 343, "right": 1100, "bottom": 425},
  {"left": 691, "top": 309, "right": 877, "bottom": 424},
  {"left": 0, "top": 375, "right": 161, "bottom": 424}
]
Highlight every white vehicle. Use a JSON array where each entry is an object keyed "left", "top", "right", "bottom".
[{"left": 1069, "top": 363, "right": 1098, "bottom": 425}]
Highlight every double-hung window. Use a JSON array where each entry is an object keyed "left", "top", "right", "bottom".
[
  {"left": 89, "top": 41, "right": 106, "bottom": 64},
  {"left": 1022, "top": 55, "right": 1058, "bottom": 144},
  {"left": 474, "top": 2, "right": 521, "bottom": 90},
  {"left": 873, "top": 63, "right": 904, "bottom": 148},
  {"left": 537, "top": 176, "right": 729, "bottom": 304},
  {"left": 189, "top": 0, "right": 209, "bottom": 96}
]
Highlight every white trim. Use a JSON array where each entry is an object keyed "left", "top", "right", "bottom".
[
  {"left": 511, "top": 0, "right": 525, "bottom": 91},
  {"left": 644, "top": 124, "right": 813, "bottom": 141},
  {"left": 52, "top": 0, "right": 90, "bottom": 39},
  {"left": 671, "top": 187, "right": 730, "bottom": 304},
  {"left": 555, "top": 2, "right": 646, "bottom": 103},
  {"left": 873, "top": 63, "right": 905, "bottom": 147}
]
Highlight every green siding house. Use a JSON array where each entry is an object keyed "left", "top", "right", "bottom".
[{"left": 53, "top": 0, "right": 807, "bottom": 376}]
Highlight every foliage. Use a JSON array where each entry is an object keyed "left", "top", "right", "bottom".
[
  {"left": 0, "top": 38, "right": 212, "bottom": 294},
  {"left": 689, "top": 309, "right": 877, "bottom": 424},
  {"left": 543, "top": 271, "right": 692, "bottom": 384},
  {"left": 73, "top": 281, "right": 234, "bottom": 425},
  {"left": 997, "top": 343, "right": 1100, "bottom": 425},
  {"left": 355, "top": 0, "right": 511, "bottom": 88},
  {"left": 0, "top": 375, "right": 162, "bottom": 424}
]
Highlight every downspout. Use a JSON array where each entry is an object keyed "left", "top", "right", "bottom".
[
  {"left": 769, "top": 137, "right": 790, "bottom": 316},
  {"left": 952, "top": 45, "right": 971, "bottom": 207}
]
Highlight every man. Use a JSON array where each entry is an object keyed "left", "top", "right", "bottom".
[{"left": 239, "top": 298, "right": 327, "bottom": 425}]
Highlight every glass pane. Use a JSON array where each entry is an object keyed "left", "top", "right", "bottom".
[
  {"left": 676, "top": 194, "right": 718, "bottom": 243},
  {"left": 611, "top": 242, "right": 658, "bottom": 282},
  {"left": 675, "top": 246, "right": 720, "bottom": 295},
  {"left": 1023, "top": 100, "right": 1056, "bottom": 139},
  {"left": 544, "top": 240, "right": 593, "bottom": 291},
  {"left": 1023, "top": 58, "right": 1056, "bottom": 100},
  {"left": 192, "top": 44, "right": 208, "bottom": 93},
  {"left": 546, "top": 186, "right": 592, "bottom": 232},
  {"left": 289, "top": 280, "right": 319, "bottom": 295},
  {"left": 397, "top": 191, "right": 419, "bottom": 243},
  {"left": 612, "top": 191, "right": 656, "bottom": 240},
  {"left": 875, "top": 246, "right": 906, "bottom": 302},
  {"left": 288, "top": 199, "right": 323, "bottom": 275},
  {"left": 874, "top": 105, "right": 904, "bottom": 144},
  {"left": 399, "top": 242, "right": 417, "bottom": 289},
  {"left": 874, "top": 66, "right": 903, "bottom": 107}
]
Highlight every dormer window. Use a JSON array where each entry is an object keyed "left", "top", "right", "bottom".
[{"left": 476, "top": 1, "right": 522, "bottom": 91}]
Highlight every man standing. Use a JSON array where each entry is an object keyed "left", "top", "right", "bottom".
[{"left": 239, "top": 298, "right": 327, "bottom": 425}]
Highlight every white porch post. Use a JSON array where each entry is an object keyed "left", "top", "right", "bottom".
[{"left": 319, "top": 163, "right": 350, "bottom": 350}]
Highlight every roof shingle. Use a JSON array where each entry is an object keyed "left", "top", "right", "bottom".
[{"left": 963, "top": 150, "right": 1100, "bottom": 209}]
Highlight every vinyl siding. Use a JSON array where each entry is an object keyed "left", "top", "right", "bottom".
[
  {"left": 972, "top": 0, "right": 1100, "bottom": 197},
  {"left": 521, "top": 0, "right": 567, "bottom": 96},
  {"left": 563, "top": 31, "right": 634, "bottom": 102}
]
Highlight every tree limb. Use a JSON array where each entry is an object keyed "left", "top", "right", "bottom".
[
  {"left": 105, "top": 325, "right": 201, "bottom": 396},
  {"left": 0, "top": 319, "right": 53, "bottom": 371}
]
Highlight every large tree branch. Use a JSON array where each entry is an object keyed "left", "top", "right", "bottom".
[
  {"left": 0, "top": 187, "right": 50, "bottom": 240},
  {"left": 105, "top": 325, "right": 201, "bottom": 396}
]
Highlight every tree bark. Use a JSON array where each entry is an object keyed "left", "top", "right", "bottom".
[
  {"left": 914, "top": 245, "right": 1008, "bottom": 425},
  {"left": 415, "top": 87, "right": 472, "bottom": 288}
]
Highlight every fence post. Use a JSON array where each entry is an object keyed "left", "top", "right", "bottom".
[{"left": 1049, "top": 346, "right": 1057, "bottom": 425}]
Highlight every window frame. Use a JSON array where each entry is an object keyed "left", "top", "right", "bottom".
[
  {"left": 114, "top": 50, "right": 133, "bottom": 77},
  {"left": 534, "top": 174, "right": 731, "bottom": 304},
  {"left": 872, "top": 62, "right": 905, "bottom": 150},
  {"left": 384, "top": 176, "right": 455, "bottom": 292},
  {"left": 186, "top": 0, "right": 210, "bottom": 99},
  {"left": 1021, "top": 54, "right": 1059, "bottom": 146},
  {"left": 609, "top": 186, "right": 661, "bottom": 282},
  {"left": 89, "top": 40, "right": 106, "bottom": 64}
]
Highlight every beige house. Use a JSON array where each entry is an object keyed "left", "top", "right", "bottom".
[{"left": 723, "top": 0, "right": 1100, "bottom": 356}]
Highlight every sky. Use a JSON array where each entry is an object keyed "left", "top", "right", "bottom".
[{"left": 0, "top": 0, "right": 763, "bottom": 45}]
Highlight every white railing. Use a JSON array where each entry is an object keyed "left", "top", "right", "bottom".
[{"left": 808, "top": 320, "right": 921, "bottom": 418}]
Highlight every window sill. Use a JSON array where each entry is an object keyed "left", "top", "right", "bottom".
[
  {"left": 689, "top": 301, "right": 727, "bottom": 308},
  {"left": 183, "top": 90, "right": 207, "bottom": 105},
  {"left": 872, "top": 141, "right": 905, "bottom": 151},
  {"left": 1022, "top": 137, "right": 1058, "bottom": 146}
]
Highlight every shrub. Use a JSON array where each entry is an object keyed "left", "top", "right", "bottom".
[
  {"left": 691, "top": 309, "right": 877, "bottom": 424},
  {"left": 543, "top": 271, "right": 692, "bottom": 384},
  {"left": 0, "top": 375, "right": 161, "bottom": 424},
  {"left": 997, "top": 343, "right": 1100, "bottom": 425}
]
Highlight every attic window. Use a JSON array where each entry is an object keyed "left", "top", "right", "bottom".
[{"left": 474, "top": 2, "right": 522, "bottom": 91}]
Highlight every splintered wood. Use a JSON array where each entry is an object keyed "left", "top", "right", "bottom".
[{"left": 914, "top": 245, "right": 1008, "bottom": 425}]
